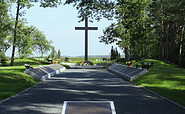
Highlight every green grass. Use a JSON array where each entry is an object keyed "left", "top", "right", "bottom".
[
  {"left": 4, "top": 58, "right": 184, "bottom": 108},
  {"left": 10, "top": 58, "right": 50, "bottom": 66},
  {"left": 0, "top": 58, "right": 76, "bottom": 101},
  {"left": 132, "top": 59, "right": 185, "bottom": 107},
  {"left": 61, "top": 57, "right": 112, "bottom": 65},
  {"left": 0, "top": 58, "right": 52, "bottom": 101},
  {"left": 0, "top": 66, "right": 39, "bottom": 101}
]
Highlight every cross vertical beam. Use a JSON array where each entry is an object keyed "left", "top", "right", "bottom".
[
  {"left": 75, "top": 17, "right": 98, "bottom": 62},
  {"left": 85, "top": 17, "right": 88, "bottom": 62}
]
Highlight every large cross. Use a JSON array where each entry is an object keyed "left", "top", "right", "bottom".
[{"left": 75, "top": 17, "right": 98, "bottom": 62}]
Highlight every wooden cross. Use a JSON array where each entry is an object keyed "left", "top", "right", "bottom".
[{"left": 75, "top": 17, "right": 98, "bottom": 62}]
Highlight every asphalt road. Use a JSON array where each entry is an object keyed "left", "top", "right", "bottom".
[{"left": 0, "top": 67, "right": 184, "bottom": 114}]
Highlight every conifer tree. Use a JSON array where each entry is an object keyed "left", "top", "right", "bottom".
[{"left": 110, "top": 46, "right": 114, "bottom": 60}]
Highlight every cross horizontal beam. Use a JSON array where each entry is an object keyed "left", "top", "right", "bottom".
[
  {"left": 75, "top": 27, "right": 98, "bottom": 30},
  {"left": 75, "top": 17, "right": 98, "bottom": 62}
]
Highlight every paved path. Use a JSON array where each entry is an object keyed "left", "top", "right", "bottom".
[{"left": 0, "top": 68, "right": 185, "bottom": 114}]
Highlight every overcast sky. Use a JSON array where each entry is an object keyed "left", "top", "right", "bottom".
[{"left": 6, "top": 3, "right": 122, "bottom": 57}]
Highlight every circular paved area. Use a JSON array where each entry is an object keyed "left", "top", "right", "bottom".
[{"left": 0, "top": 67, "right": 184, "bottom": 114}]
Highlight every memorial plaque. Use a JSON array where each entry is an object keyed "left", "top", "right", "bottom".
[
  {"left": 62, "top": 101, "right": 116, "bottom": 114},
  {"left": 107, "top": 64, "right": 148, "bottom": 81},
  {"left": 24, "top": 64, "right": 66, "bottom": 81}
]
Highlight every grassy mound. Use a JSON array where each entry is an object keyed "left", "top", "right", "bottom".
[
  {"left": 132, "top": 59, "right": 185, "bottom": 107},
  {"left": 5, "top": 58, "right": 50, "bottom": 66}
]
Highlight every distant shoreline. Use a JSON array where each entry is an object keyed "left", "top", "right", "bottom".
[{"left": 62, "top": 55, "right": 125, "bottom": 58}]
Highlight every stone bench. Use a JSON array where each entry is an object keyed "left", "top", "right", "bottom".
[
  {"left": 107, "top": 64, "right": 148, "bottom": 81},
  {"left": 24, "top": 64, "right": 66, "bottom": 81}
]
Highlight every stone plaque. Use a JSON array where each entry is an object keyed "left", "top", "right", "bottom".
[{"left": 62, "top": 101, "right": 116, "bottom": 114}]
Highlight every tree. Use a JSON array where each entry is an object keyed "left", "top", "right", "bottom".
[
  {"left": 0, "top": 1, "right": 12, "bottom": 56},
  {"left": 110, "top": 46, "right": 120, "bottom": 60},
  {"left": 16, "top": 20, "right": 35, "bottom": 58},
  {"left": 98, "top": 0, "right": 151, "bottom": 61},
  {"left": 64, "top": 0, "right": 114, "bottom": 22},
  {"left": 149, "top": 0, "right": 185, "bottom": 65},
  {"left": 50, "top": 46, "right": 57, "bottom": 59},
  {"left": 115, "top": 47, "right": 119, "bottom": 59},
  {"left": 10, "top": 0, "right": 33, "bottom": 65},
  {"left": 10, "top": 0, "right": 62, "bottom": 66},
  {"left": 110, "top": 46, "right": 114, "bottom": 60},
  {"left": 57, "top": 49, "right": 61, "bottom": 59},
  {"left": 33, "top": 28, "right": 52, "bottom": 57},
  {"left": 67, "top": 0, "right": 185, "bottom": 67},
  {"left": 99, "top": 22, "right": 131, "bottom": 61}
]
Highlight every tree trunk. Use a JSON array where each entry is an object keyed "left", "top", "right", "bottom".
[
  {"left": 178, "top": 24, "right": 184, "bottom": 67},
  {"left": 160, "top": 20, "right": 164, "bottom": 60},
  {"left": 10, "top": 1, "right": 20, "bottom": 66},
  {"left": 166, "top": 24, "right": 169, "bottom": 62},
  {"left": 144, "top": 42, "right": 147, "bottom": 58},
  {"left": 175, "top": 23, "right": 179, "bottom": 47},
  {"left": 130, "top": 46, "right": 132, "bottom": 59},
  {"left": 155, "top": 43, "right": 157, "bottom": 59},
  {"left": 140, "top": 39, "right": 143, "bottom": 58},
  {"left": 125, "top": 46, "right": 130, "bottom": 61},
  {"left": 133, "top": 44, "right": 135, "bottom": 59},
  {"left": 147, "top": 41, "right": 150, "bottom": 59},
  {"left": 40, "top": 46, "right": 43, "bottom": 57}
]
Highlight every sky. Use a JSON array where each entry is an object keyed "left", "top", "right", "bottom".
[{"left": 6, "top": 3, "right": 122, "bottom": 57}]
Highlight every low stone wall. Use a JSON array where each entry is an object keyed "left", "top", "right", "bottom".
[
  {"left": 24, "top": 64, "right": 66, "bottom": 81},
  {"left": 107, "top": 64, "right": 148, "bottom": 81}
]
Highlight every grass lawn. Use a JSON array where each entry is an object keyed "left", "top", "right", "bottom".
[
  {"left": 132, "top": 59, "right": 185, "bottom": 107},
  {"left": 0, "top": 57, "right": 109, "bottom": 101},
  {"left": 62, "top": 57, "right": 112, "bottom": 65},
  {"left": 1, "top": 58, "right": 185, "bottom": 108},
  {"left": 0, "top": 58, "right": 50, "bottom": 101},
  {"left": 0, "top": 58, "right": 74, "bottom": 101},
  {"left": 0, "top": 66, "right": 39, "bottom": 101}
]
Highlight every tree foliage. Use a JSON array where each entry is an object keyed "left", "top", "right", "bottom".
[
  {"left": 14, "top": 19, "right": 53, "bottom": 58},
  {"left": 57, "top": 49, "right": 61, "bottom": 59},
  {"left": 33, "top": 28, "right": 52, "bottom": 57},
  {"left": 110, "top": 46, "right": 120, "bottom": 60},
  {"left": 16, "top": 20, "right": 35, "bottom": 58},
  {"left": 9, "top": 0, "right": 61, "bottom": 65},
  {"left": 0, "top": 1, "right": 12, "bottom": 57},
  {"left": 1, "top": 0, "right": 184, "bottom": 67},
  {"left": 50, "top": 46, "right": 57, "bottom": 59},
  {"left": 67, "top": 0, "right": 185, "bottom": 67}
]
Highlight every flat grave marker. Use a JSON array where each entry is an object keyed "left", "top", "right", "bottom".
[{"left": 62, "top": 101, "right": 116, "bottom": 114}]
